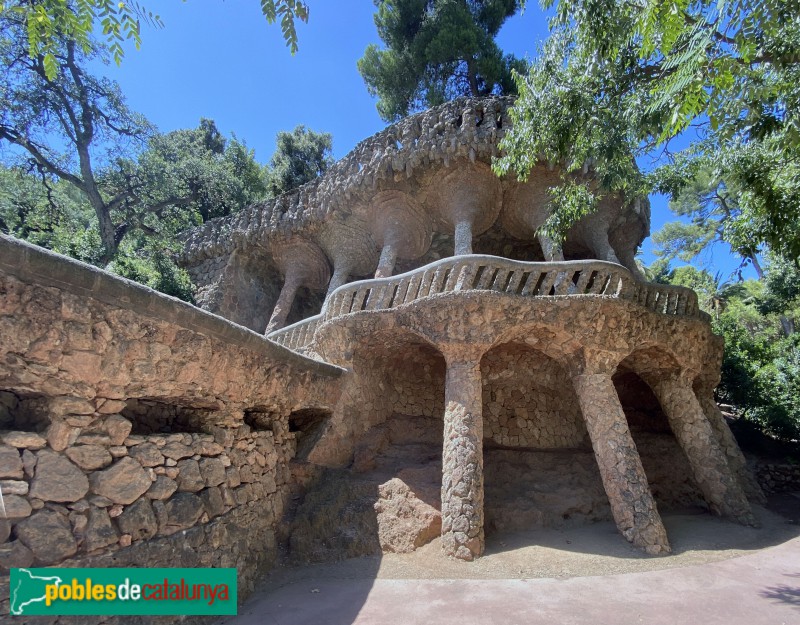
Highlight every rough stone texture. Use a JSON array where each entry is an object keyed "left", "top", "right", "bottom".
[
  {"left": 83, "top": 507, "right": 118, "bottom": 552},
  {"left": 1, "top": 494, "right": 32, "bottom": 519},
  {"left": 116, "top": 498, "right": 158, "bottom": 540},
  {"left": 1, "top": 431, "right": 46, "bottom": 449},
  {"left": 66, "top": 444, "right": 113, "bottom": 471},
  {"left": 481, "top": 343, "right": 587, "bottom": 449},
  {"left": 0, "top": 445, "right": 22, "bottom": 478},
  {"left": 147, "top": 476, "right": 178, "bottom": 500},
  {"left": 649, "top": 375, "right": 756, "bottom": 526},
  {"left": 176, "top": 458, "right": 205, "bottom": 492},
  {"left": 695, "top": 385, "right": 765, "bottom": 502},
  {"left": 15, "top": 509, "right": 77, "bottom": 564},
  {"left": 375, "top": 478, "right": 442, "bottom": 553},
  {"left": 89, "top": 457, "right": 152, "bottom": 505},
  {"left": 441, "top": 358, "right": 485, "bottom": 561},
  {"left": 29, "top": 450, "right": 89, "bottom": 503},
  {"left": 199, "top": 456, "right": 227, "bottom": 487},
  {"left": 571, "top": 372, "right": 670, "bottom": 555},
  {"left": 164, "top": 492, "right": 205, "bottom": 532},
  {"left": 756, "top": 462, "right": 800, "bottom": 494}
]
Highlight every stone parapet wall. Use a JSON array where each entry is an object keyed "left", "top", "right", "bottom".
[
  {"left": 755, "top": 462, "right": 800, "bottom": 494},
  {"left": 0, "top": 417, "right": 292, "bottom": 569},
  {"left": 0, "top": 236, "right": 343, "bottom": 619}
]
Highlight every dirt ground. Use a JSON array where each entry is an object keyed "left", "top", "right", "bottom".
[{"left": 254, "top": 494, "right": 800, "bottom": 589}]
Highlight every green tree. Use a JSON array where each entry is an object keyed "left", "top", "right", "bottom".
[
  {"left": 0, "top": 11, "right": 154, "bottom": 263},
  {"left": 651, "top": 257, "right": 800, "bottom": 442},
  {"left": 358, "top": 0, "right": 525, "bottom": 122},
  {"left": 495, "top": 0, "right": 800, "bottom": 260},
  {"left": 0, "top": 0, "right": 309, "bottom": 79},
  {"left": 266, "top": 125, "right": 333, "bottom": 196}
]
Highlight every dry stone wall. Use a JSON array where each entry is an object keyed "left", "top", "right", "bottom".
[
  {"left": 0, "top": 235, "right": 343, "bottom": 619},
  {"left": 481, "top": 344, "right": 588, "bottom": 449}
]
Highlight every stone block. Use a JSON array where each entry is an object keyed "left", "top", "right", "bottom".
[
  {"left": 84, "top": 507, "right": 118, "bottom": 552},
  {"left": 2, "top": 494, "right": 32, "bottom": 518},
  {"left": 176, "top": 459, "right": 204, "bottom": 492},
  {"left": 128, "top": 442, "right": 164, "bottom": 467},
  {"left": 45, "top": 421, "right": 75, "bottom": 452},
  {"left": 116, "top": 498, "right": 158, "bottom": 541},
  {"left": 199, "top": 457, "right": 226, "bottom": 487},
  {"left": 199, "top": 487, "right": 225, "bottom": 519},
  {"left": 0, "top": 445, "right": 22, "bottom": 478},
  {"left": 0, "top": 540, "right": 34, "bottom": 570},
  {"left": 66, "top": 445, "right": 113, "bottom": 471},
  {"left": 90, "top": 457, "right": 152, "bottom": 504},
  {"left": 105, "top": 415, "right": 133, "bottom": 446},
  {"left": 29, "top": 450, "right": 89, "bottom": 502},
  {"left": 146, "top": 476, "right": 178, "bottom": 500},
  {"left": 1, "top": 431, "right": 46, "bottom": 450},
  {"left": 165, "top": 493, "right": 204, "bottom": 531},
  {"left": 15, "top": 509, "right": 77, "bottom": 564}
]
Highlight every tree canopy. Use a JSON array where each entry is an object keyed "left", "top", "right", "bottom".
[
  {"left": 495, "top": 0, "right": 800, "bottom": 261},
  {"left": 267, "top": 125, "right": 333, "bottom": 197},
  {"left": 0, "top": 1, "right": 310, "bottom": 78},
  {"left": 358, "top": 0, "right": 525, "bottom": 122}
]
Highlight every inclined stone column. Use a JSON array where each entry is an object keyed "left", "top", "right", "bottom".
[
  {"left": 572, "top": 368, "right": 670, "bottom": 554},
  {"left": 368, "top": 191, "right": 432, "bottom": 279},
  {"left": 316, "top": 222, "right": 378, "bottom": 299},
  {"left": 326, "top": 261, "right": 352, "bottom": 297},
  {"left": 264, "top": 274, "right": 301, "bottom": 334},
  {"left": 375, "top": 240, "right": 399, "bottom": 279},
  {"left": 264, "top": 237, "right": 330, "bottom": 335},
  {"left": 694, "top": 384, "right": 764, "bottom": 503},
  {"left": 649, "top": 374, "right": 757, "bottom": 525},
  {"left": 441, "top": 356, "right": 484, "bottom": 560}
]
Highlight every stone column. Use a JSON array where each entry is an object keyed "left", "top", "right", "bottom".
[
  {"left": 264, "top": 275, "right": 300, "bottom": 334},
  {"left": 694, "top": 386, "right": 764, "bottom": 503},
  {"left": 453, "top": 219, "right": 474, "bottom": 256},
  {"left": 326, "top": 262, "right": 351, "bottom": 298},
  {"left": 537, "top": 233, "right": 565, "bottom": 262},
  {"left": 375, "top": 242, "right": 398, "bottom": 279},
  {"left": 572, "top": 372, "right": 670, "bottom": 554},
  {"left": 441, "top": 357, "right": 484, "bottom": 560},
  {"left": 649, "top": 374, "right": 756, "bottom": 525}
]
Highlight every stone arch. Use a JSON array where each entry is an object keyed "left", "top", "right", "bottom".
[
  {"left": 487, "top": 322, "right": 585, "bottom": 373},
  {"left": 479, "top": 341, "right": 608, "bottom": 536},
  {"left": 613, "top": 345, "right": 754, "bottom": 524},
  {"left": 611, "top": 363, "right": 706, "bottom": 512},
  {"left": 348, "top": 329, "right": 446, "bottom": 483}
]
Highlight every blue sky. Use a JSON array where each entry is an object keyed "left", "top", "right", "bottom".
[{"left": 96, "top": 0, "right": 752, "bottom": 279}]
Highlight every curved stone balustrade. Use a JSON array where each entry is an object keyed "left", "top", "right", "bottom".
[{"left": 268, "top": 256, "right": 700, "bottom": 353}]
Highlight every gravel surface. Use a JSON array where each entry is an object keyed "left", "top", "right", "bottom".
[{"left": 255, "top": 501, "right": 800, "bottom": 590}]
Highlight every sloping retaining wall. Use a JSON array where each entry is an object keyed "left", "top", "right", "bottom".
[{"left": 0, "top": 235, "right": 343, "bottom": 623}]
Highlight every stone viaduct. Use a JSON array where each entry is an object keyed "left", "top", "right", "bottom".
[{"left": 0, "top": 97, "right": 764, "bottom": 620}]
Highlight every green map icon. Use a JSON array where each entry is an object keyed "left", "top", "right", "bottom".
[{"left": 10, "top": 568, "right": 63, "bottom": 615}]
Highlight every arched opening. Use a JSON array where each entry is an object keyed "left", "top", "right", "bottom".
[
  {"left": 480, "top": 341, "right": 609, "bottom": 535},
  {"left": 288, "top": 407, "right": 332, "bottom": 461},
  {"left": 287, "top": 330, "right": 446, "bottom": 562},
  {"left": 613, "top": 348, "right": 706, "bottom": 512},
  {"left": 351, "top": 332, "right": 445, "bottom": 494}
]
